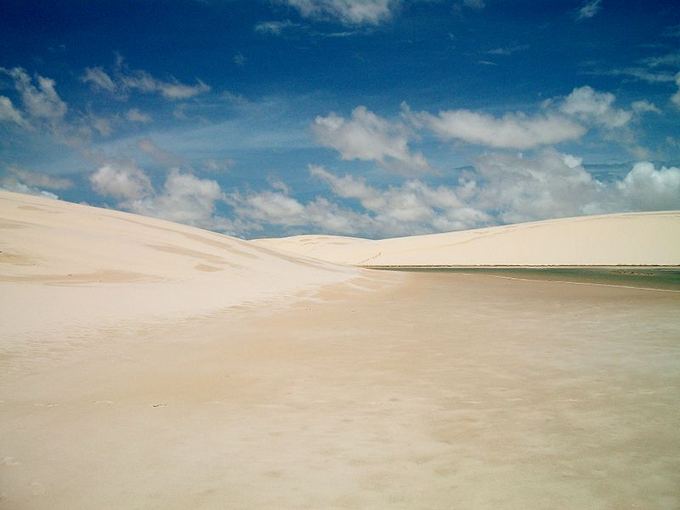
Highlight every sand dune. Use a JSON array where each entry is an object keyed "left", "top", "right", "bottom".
[
  {"left": 253, "top": 211, "right": 680, "bottom": 266},
  {"left": 2, "top": 191, "right": 680, "bottom": 509},
  {"left": 0, "top": 190, "right": 359, "bottom": 345}
]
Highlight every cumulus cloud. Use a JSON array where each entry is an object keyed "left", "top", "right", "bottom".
[
  {"left": 228, "top": 153, "right": 680, "bottom": 238},
  {"left": 313, "top": 106, "right": 429, "bottom": 172},
  {"left": 229, "top": 164, "right": 490, "bottom": 237},
  {"left": 90, "top": 163, "right": 153, "bottom": 201},
  {"left": 230, "top": 189, "right": 372, "bottom": 235},
  {"left": 463, "top": 153, "right": 680, "bottom": 224},
  {"left": 616, "top": 162, "right": 680, "bottom": 211},
  {"left": 410, "top": 85, "right": 647, "bottom": 150},
  {"left": 558, "top": 86, "right": 632, "bottom": 128},
  {"left": 283, "top": 0, "right": 399, "bottom": 25},
  {"left": 81, "top": 59, "right": 210, "bottom": 101},
  {"left": 413, "top": 108, "right": 585, "bottom": 149},
  {"left": 577, "top": 0, "right": 602, "bottom": 20},
  {"left": 89, "top": 163, "right": 237, "bottom": 232},
  {"left": 127, "top": 170, "right": 227, "bottom": 228},
  {"left": 466, "top": 151, "right": 606, "bottom": 224},
  {"left": 310, "top": 164, "right": 489, "bottom": 232}
]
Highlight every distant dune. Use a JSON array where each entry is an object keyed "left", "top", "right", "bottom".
[
  {"left": 0, "top": 190, "right": 358, "bottom": 343},
  {"left": 253, "top": 211, "right": 680, "bottom": 266}
]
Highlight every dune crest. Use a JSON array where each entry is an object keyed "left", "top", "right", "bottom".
[{"left": 253, "top": 211, "right": 680, "bottom": 266}]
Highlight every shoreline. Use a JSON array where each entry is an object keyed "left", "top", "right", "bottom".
[{"left": 362, "top": 266, "right": 680, "bottom": 291}]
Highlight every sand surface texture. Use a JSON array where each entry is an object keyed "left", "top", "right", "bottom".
[
  {"left": 253, "top": 211, "right": 680, "bottom": 266},
  {"left": 2, "top": 191, "right": 680, "bottom": 509}
]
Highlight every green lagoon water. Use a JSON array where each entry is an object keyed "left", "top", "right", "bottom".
[{"left": 366, "top": 266, "right": 680, "bottom": 291}]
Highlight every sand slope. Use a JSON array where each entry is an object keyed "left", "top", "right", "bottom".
[
  {"left": 253, "top": 211, "right": 680, "bottom": 266},
  {"left": 0, "top": 190, "right": 358, "bottom": 344}
]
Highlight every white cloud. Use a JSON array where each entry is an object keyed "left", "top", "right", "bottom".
[
  {"left": 137, "top": 138, "right": 182, "bottom": 166},
  {"left": 0, "top": 167, "right": 72, "bottom": 199},
  {"left": 89, "top": 163, "right": 236, "bottom": 232},
  {"left": 0, "top": 96, "right": 27, "bottom": 127},
  {"left": 631, "top": 100, "right": 660, "bottom": 114},
  {"left": 82, "top": 59, "right": 210, "bottom": 101},
  {"left": 120, "top": 71, "right": 210, "bottom": 100},
  {"left": 1, "top": 67, "right": 67, "bottom": 124},
  {"left": 127, "top": 170, "right": 227, "bottom": 229},
  {"left": 559, "top": 86, "right": 632, "bottom": 128},
  {"left": 230, "top": 164, "right": 490, "bottom": 237},
  {"left": 310, "top": 164, "right": 488, "bottom": 232},
  {"left": 577, "top": 0, "right": 602, "bottom": 20},
  {"left": 672, "top": 72, "right": 680, "bottom": 108},
  {"left": 641, "top": 51, "right": 680, "bottom": 68},
  {"left": 461, "top": 152, "right": 680, "bottom": 225},
  {"left": 202, "top": 158, "right": 234, "bottom": 172},
  {"left": 0, "top": 180, "right": 58, "bottom": 200},
  {"left": 90, "top": 163, "right": 153, "bottom": 201},
  {"left": 600, "top": 67, "right": 676, "bottom": 83},
  {"left": 230, "top": 154, "right": 680, "bottom": 238},
  {"left": 283, "top": 0, "right": 399, "bottom": 25},
  {"left": 411, "top": 85, "right": 645, "bottom": 150},
  {"left": 467, "top": 151, "right": 606, "bottom": 224},
  {"left": 414, "top": 108, "right": 585, "bottom": 149},
  {"left": 255, "top": 20, "right": 298, "bottom": 35},
  {"left": 616, "top": 162, "right": 680, "bottom": 211},
  {"left": 126, "top": 108, "right": 152, "bottom": 123},
  {"left": 487, "top": 44, "right": 529, "bottom": 56},
  {"left": 81, "top": 67, "right": 117, "bottom": 92},
  {"left": 4, "top": 167, "right": 73, "bottom": 190},
  {"left": 229, "top": 187, "right": 375, "bottom": 235},
  {"left": 91, "top": 116, "right": 113, "bottom": 136},
  {"left": 463, "top": 0, "right": 485, "bottom": 9},
  {"left": 313, "top": 106, "right": 429, "bottom": 172}
]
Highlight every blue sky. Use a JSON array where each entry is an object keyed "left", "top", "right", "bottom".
[{"left": 1, "top": 0, "right": 679, "bottom": 238}]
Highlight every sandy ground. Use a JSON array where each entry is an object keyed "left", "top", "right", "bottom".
[
  {"left": 253, "top": 211, "right": 680, "bottom": 266},
  {"left": 2, "top": 271, "right": 679, "bottom": 510}
]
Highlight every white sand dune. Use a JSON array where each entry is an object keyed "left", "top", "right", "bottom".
[
  {"left": 253, "top": 211, "right": 680, "bottom": 266},
  {"left": 2, "top": 191, "right": 680, "bottom": 509},
  {"left": 0, "top": 190, "right": 359, "bottom": 344}
]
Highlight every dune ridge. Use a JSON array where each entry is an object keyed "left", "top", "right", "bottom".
[{"left": 253, "top": 211, "right": 680, "bottom": 266}]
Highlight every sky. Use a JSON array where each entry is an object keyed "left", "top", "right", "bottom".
[{"left": 1, "top": 0, "right": 679, "bottom": 239}]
